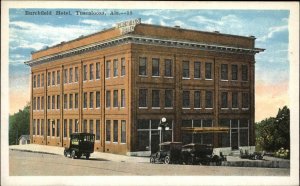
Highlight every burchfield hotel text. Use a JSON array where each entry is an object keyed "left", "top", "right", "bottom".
[{"left": 25, "top": 18, "right": 264, "bottom": 155}]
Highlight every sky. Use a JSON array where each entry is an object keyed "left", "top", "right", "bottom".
[{"left": 8, "top": 8, "right": 290, "bottom": 122}]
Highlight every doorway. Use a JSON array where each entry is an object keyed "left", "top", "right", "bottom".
[
  {"left": 231, "top": 129, "right": 238, "bottom": 150},
  {"left": 151, "top": 131, "right": 160, "bottom": 153}
]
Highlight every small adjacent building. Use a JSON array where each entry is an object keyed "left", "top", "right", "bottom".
[
  {"left": 19, "top": 135, "right": 30, "bottom": 145},
  {"left": 25, "top": 19, "right": 264, "bottom": 155}
]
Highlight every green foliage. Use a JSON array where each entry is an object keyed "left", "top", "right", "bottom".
[
  {"left": 255, "top": 106, "right": 290, "bottom": 152},
  {"left": 9, "top": 103, "right": 30, "bottom": 145}
]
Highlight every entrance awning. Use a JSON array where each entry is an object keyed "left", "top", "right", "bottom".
[{"left": 181, "top": 127, "right": 229, "bottom": 133}]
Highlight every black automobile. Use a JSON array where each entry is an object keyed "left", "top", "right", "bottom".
[
  {"left": 181, "top": 143, "right": 222, "bottom": 165},
  {"left": 150, "top": 142, "right": 183, "bottom": 164},
  {"left": 64, "top": 133, "right": 95, "bottom": 159}
]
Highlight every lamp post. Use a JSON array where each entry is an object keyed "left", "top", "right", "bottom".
[{"left": 158, "top": 117, "right": 169, "bottom": 147}]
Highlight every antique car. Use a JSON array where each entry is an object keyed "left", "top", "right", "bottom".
[
  {"left": 150, "top": 142, "right": 183, "bottom": 164},
  {"left": 181, "top": 143, "right": 222, "bottom": 165},
  {"left": 64, "top": 133, "right": 95, "bottom": 159}
]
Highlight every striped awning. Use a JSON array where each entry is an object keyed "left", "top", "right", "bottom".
[{"left": 181, "top": 127, "right": 229, "bottom": 133}]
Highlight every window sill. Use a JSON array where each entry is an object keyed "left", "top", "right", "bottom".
[
  {"left": 113, "top": 142, "right": 118, "bottom": 144},
  {"left": 182, "top": 108, "right": 191, "bottom": 109},
  {"left": 164, "top": 107, "right": 173, "bottom": 109},
  {"left": 152, "top": 76, "right": 160, "bottom": 78},
  {"left": 242, "top": 108, "right": 249, "bottom": 110},
  {"left": 194, "top": 78, "right": 201, "bottom": 80},
  {"left": 232, "top": 108, "right": 239, "bottom": 110},
  {"left": 152, "top": 107, "right": 160, "bottom": 109},
  {"left": 139, "top": 107, "right": 148, "bottom": 109},
  {"left": 221, "top": 108, "right": 229, "bottom": 110},
  {"left": 138, "top": 75, "right": 148, "bottom": 77},
  {"left": 164, "top": 76, "right": 174, "bottom": 79},
  {"left": 205, "top": 79, "right": 213, "bottom": 81},
  {"left": 205, "top": 108, "right": 213, "bottom": 110},
  {"left": 182, "top": 77, "right": 190, "bottom": 80},
  {"left": 105, "top": 141, "right": 111, "bottom": 143},
  {"left": 194, "top": 108, "right": 202, "bottom": 110},
  {"left": 221, "top": 79, "right": 229, "bottom": 81}
]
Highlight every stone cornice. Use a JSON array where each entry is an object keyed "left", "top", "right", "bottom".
[{"left": 24, "top": 34, "right": 265, "bottom": 67}]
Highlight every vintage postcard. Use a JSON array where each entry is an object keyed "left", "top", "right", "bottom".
[{"left": 1, "top": 1, "right": 299, "bottom": 186}]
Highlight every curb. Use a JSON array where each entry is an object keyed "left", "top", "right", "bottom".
[
  {"left": 10, "top": 148, "right": 60, "bottom": 156},
  {"left": 222, "top": 160, "right": 290, "bottom": 168}
]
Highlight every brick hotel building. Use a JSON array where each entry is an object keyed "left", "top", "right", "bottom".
[{"left": 25, "top": 19, "right": 264, "bottom": 155}]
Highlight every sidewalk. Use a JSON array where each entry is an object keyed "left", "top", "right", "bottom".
[{"left": 9, "top": 144, "right": 290, "bottom": 168}]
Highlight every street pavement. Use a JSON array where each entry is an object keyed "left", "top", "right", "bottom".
[{"left": 9, "top": 144, "right": 290, "bottom": 168}]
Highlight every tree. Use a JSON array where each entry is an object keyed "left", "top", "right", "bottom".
[
  {"left": 9, "top": 103, "right": 30, "bottom": 145},
  {"left": 255, "top": 106, "right": 290, "bottom": 152}
]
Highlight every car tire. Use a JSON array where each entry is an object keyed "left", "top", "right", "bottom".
[
  {"left": 150, "top": 157, "right": 155, "bottom": 164},
  {"left": 86, "top": 154, "right": 90, "bottom": 160},
  {"left": 71, "top": 150, "right": 76, "bottom": 159},
  {"left": 164, "top": 156, "right": 170, "bottom": 164},
  {"left": 64, "top": 150, "right": 67, "bottom": 157}
]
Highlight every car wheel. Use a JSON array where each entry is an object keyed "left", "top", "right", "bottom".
[
  {"left": 216, "top": 160, "right": 222, "bottom": 166},
  {"left": 86, "top": 154, "right": 90, "bottom": 160},
  {"left": 64, "top": 150, "right": 67, "bottom": 157},
  {"left": 77, "top": 153, "right": 82, "bottom": 159},
  {"left": 164, "top": 156, "right": 170, "bottom": 164},
  {"left": 71, "top": 150, "right": 76, "bottom": 159},
  {"left": 150, "top": 157, "right": 155, "bottom": 164}
]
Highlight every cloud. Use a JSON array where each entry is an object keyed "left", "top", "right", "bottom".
[
  {"left": 79, "top": 19, "right": 108, "bottom": 26},
  {"left": 144, "top": 18, "right": 153, "bottom": 24},
  {"left": 257, "top": 25, "right": 288, "bottom": 42}
]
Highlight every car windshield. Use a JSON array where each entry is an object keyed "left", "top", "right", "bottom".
[{"left": 81, "top": 135, "right": 95, "bottom": 142}]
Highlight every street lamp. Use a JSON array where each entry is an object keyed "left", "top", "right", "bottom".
[{"left": 158, "top": 117, "right": 169, "bottom": 145}]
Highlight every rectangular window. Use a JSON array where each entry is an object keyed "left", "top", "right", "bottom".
[
  {"left": 205, "top": 62, "right": 212, "bottom": 79},
  {"left": 90, "top": 64, "right": 94, "bottom": 80},
  {"left": 83, "top": 92, "right": 87, "bottom": 109},
  {"left": 52, "top": 95, "right": 55, "bottom": 110},
  {"left": 33, "top": 75, "right": 36, "bottom": 88},
  {"left": 75, "top": 93, "right": 78, "bottom": 109},
  {"left": 96, "top": 62, "right": 100, "bottom": 79},
  {"left": 37, "top": 74, "right": 40, "bottom": 87},
  {"left": 83, "top": 65, "right": 87, "bottom": 81},
  {"left": 106, "top": 90, "right": 111, "bottom": 108},
  {"left": 194, "top": 91, "right": 201, "bottom": 108},
  {"left": 63, "top": 119, "right": 67, "bottom": 137},
  {"left": 96, "top": 91, "right": 100, "bottom": 108},
  {"left": 52, "top": 120, "right": 55, "bottom": 137},
  {"left": 37, "top": 119, "right": 40, "bottom": 135},
  {"left": 75, "top": 119, "right": 78, "bottom": 133},
  {"left": 96, "top": 120, "right": 100, "bottom": 140},
  {"left": 41, "top": 74, "right": 44, "bottom": 87},
  {"left": 152, "top": 58, "right": 160, "bottom": 76},
  {"left": 232, "top": 64, "right": 238, "bottom": 80},
  {"left": 56, "top": 95, "right": 60, "bottom": 109},
  {"left": 52, "top": 71, "right": 55, "bottom": 85},
  {"left": 47, "top": 72, "right": 51, "bottom": 86},
  {"left": 182, "top": 61, "right": 189, "bottom": 78},
  {"left": 113, "top": 90, "right": 118, "bottom": 107},
  {"left": 194, "top": 62, "right": 201, "bottom": 78},
  {"left": 232, "top": 92, "right": 238, "bottom": 108},
  {"left": 57, "top": 119, "right": 60, "bottom": 137},
  {"left": 221, "top": 64, "right": 228, "bottom": 80},
  {"left": 69, "top": 94, "right": 73, "bottom": 109},
  {"left": 47, "top": 119, "right": 50, "bottom": 136},
  {"left": 113, "top": 120, "right": 118, "bottom": 142},
  {"left": 165, "top": 90, "right": 173, "bottom": 107},
  {"left": 64, "top": 94, "right": 67, "bottom": 109},
  {"left": 165, "top": 59, "right": 172, "bottom": 77},
  {"left": 106, "top": 120, "right": 111, "bottom": 142},
  {"left": 242, "top": 93, "right": 249, "bottom": 108},
  {"left": 69, "top": 68, "right": 73, "bottom": 83},
  {"left": 47, "top": 96, "right": 50, "bottom": 110},
  {"left": 183, "top": 91, "right": 190, "bottom": 108},
  {"left": 205, "top": 91, "right": 213, "bottom": 108},
  {"left": 242, "top": 65, "right": 248, "bottom": 81},
  {"left": 121, "top": 89, "right": 125, "bottom": 108},
  {"left": 33, "top": 97, "right": 36, "bottom": 110},
  {"left": 41, "top": 119, "right": 44, "bottom": 136},
  {"left": 139, "top": 89, "right": 147, "bottom": 107},
  {"left": 121, "top": 58, "right": 126, "bottom": 76},
  {"left": 41, "top": 96, "right": 44, "bottom": 110},
  {"left": 152, "top": 90, "right": 160, "bottom": 107},
  {"left": 139, "top": 57, "right": 147, "bottom": 75},
  {"left": 113, "top": 59, "right": 118, "bottom": 77},
  {"left": 37, "top": 97, "right": 40, "bottom": 110},
  {"left": 121, "top": 120, "right": 126, "bottom": 143},
  {"left": 221, "top": 92, "right": 228, "bottom": 108},
  {"left": 83, "top": 120, "right": 87, "bottom": 133},
  {"left": 57, "top": 70, "right": 60, "bottom": 85},
  {"left": 75, "top": 67, "right": 79, "bottom": 82},
  {"left": 90, "top": 120, "right": 94, "bottom": 134},
  {"left": 90, "top": 92, "right": 94, "bottom": 109},
  {"left": 63, "top": 69, "right": 67, "bottom": 84},
  {"left": 106, "top": 61, "right": 111, "bottom": 78},
  {"left": 69, "top": 119, "right": 73, "bottom": 137}
]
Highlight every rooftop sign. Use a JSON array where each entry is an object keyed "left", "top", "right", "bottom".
[{"left": 116, "top": 18, "right": 141, "bottom": 34}]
